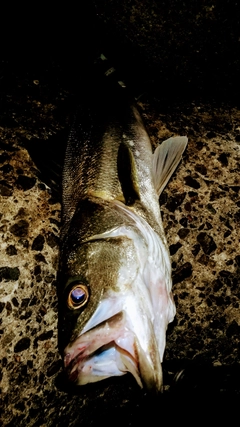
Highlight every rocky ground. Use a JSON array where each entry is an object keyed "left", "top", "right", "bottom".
[{"left": 1, "top": 1, "right": 240, "bottom": 426}]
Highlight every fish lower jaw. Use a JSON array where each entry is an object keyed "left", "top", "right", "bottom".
[
  {"left": 63, "top": 310, "right": 163, "bottom": 390},
  {"left": 65, "top": 342, "right": 143, "bottom": 387}
]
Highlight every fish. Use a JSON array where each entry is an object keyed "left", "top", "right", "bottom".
[{"left": 58, "top": 79, "right": 188, "bottom": 391}]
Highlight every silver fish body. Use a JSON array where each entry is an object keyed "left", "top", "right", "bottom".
[{"left": 58, "top": 85, "right": 187, "bottom": 390}]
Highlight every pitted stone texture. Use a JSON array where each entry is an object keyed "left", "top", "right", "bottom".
[{"left": 141, "top": 101, "right": 240, "bottom": 365}]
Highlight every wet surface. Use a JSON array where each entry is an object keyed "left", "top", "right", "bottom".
[{"left": 1, "top": 1, "right": 240, "bottom": 425}]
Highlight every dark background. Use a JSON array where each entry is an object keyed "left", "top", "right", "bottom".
[{"left": 1, "top": 1, "right": 240, "bottom": 102}]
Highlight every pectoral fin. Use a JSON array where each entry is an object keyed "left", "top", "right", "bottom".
[
  {"left": 152, "top": 136, "right": 188, "bottom": 196},
  {"left": 117, "top": 142, "right": 141, "bottom": 206}
]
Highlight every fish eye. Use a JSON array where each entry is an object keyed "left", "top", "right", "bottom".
[{"left": 67, "top": 284, "right": 89, "bottom": 310}]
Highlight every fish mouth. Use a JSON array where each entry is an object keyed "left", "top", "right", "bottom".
[{"left": 64, "top": 311, "right": 144, "bottom": 387}]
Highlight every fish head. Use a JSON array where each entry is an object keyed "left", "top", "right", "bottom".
[{"left": 58, "top": 220, "right": 163, "bottom": 390}]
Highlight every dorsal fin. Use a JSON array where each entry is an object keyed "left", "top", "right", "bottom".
[
  {"left": 152, "top": 136, "right": 188, "bottom": 196},
  {"left": 117, "top": 142, "right": 141, "bottom": 205}
]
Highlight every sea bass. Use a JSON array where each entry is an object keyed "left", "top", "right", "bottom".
[{"left": 58, "top": 82, "right": 187, "bottom": 391}]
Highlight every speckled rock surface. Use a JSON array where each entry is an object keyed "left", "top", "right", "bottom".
[
  {"left": 0, "top": 78, "right": 62, "bottom": 425},
  {"left": 1, "top": 2, "right": 240, "bottom": 426},
  {"left": 142, "top": 100, "right": 240, "bottom": 366}
]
